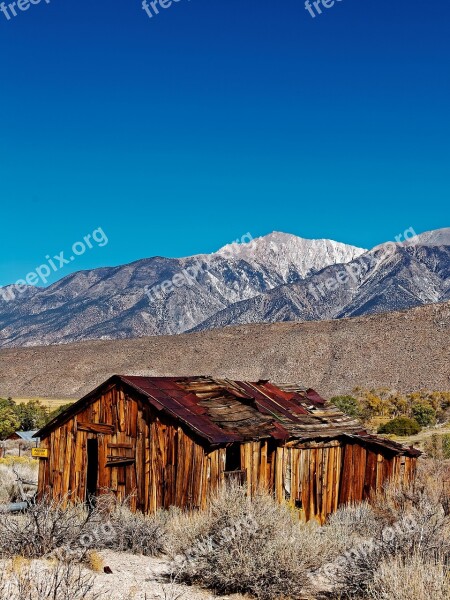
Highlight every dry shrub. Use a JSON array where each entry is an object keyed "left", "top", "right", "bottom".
[
  {"left": 325, "top": 460, "right": 450, "bottom": 599},
  {"left": 371, "top": 459, "right": 450, "bottom": 521},
  {"left": 164, "top": 477, "right": 450, "bottom": 600},
  {"left": 0, "top": 459, "right": 447, "bottom": 600},
  {"left": 0, "top": 457, "right": 38, "bottom": 504},
  {"left": 0, "top": 493, "right": 167, "bottom": 561},
  {"left": 169, "top": 484, "right": 321, "bottom": 600},
  {"left": 164, "top": 504, "right": 220, "bottom": 558},
  {"left": 0, "top": 497, "right": 104, "bottom": 560},
  {"left": 1, "top": 440, "right": 35, "bottom": 457},
  {"left": 0, "top": 558, "right": 100, "bottom": 600},
  {"left": 368, "top": 552, "right": 450, "bottom": 600},
  {"left": 87, "top": 550, "right": 104, "bottom": 572},
  {"left": 110, "top": 459, "right": 449, "bottom": 595},
  {"left": 326, "top": 501, "right": 382, "bottom": 541},
  {"left": 101, "top": 501, "right": 167, "bottom": 556}
]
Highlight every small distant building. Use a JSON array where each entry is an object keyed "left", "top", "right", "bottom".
[
  {"left": 35, "top": 376, "right": 420, "bottom": 522},
  {"left": 7, "top": 430, "right": 40, "bottom": 443}
]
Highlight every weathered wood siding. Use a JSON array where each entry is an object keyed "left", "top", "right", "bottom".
[
  {"left": 235, "top": 439, "right": 416, "bottom": 523},
  {"left": 38, "top": 384, "right": 226, "bottom": 511},
  {"left": 38, "top": 384, "right": 417, "bottom": 522}
]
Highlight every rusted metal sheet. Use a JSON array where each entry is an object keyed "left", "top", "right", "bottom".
[
  {"left": 123, "top": 376, "right": 240, "bottom": 445},
  {"left": 344, "top": 432, "right": 422, "bottom": 457}
]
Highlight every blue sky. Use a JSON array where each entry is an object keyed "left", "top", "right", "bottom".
[{"left": 0, "top": 0, "right": 449, "bottom": 286}]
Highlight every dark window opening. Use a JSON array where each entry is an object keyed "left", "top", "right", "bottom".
[
  {"left": 86, "top": 438, "right": 98, "bottom": 507},
  {"left": 225, "top": 444, "right": 241, "bottom": 471},
  {"left": 224, "top": 445, "right": 246, "bottom": 485}
]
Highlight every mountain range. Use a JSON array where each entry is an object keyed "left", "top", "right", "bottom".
[{"left": 0, "top": 228, "right": 448, "bottom": 348}]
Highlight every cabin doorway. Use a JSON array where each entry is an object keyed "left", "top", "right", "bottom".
[
  {"left": 224, "top": 444, "right": 246, "bottom": 485},
  {"left": 86, "top": 438, "right": 99, "bottom": 506},
  {"left": 225, "top": 444, "right": 241, "bottom": 472}
]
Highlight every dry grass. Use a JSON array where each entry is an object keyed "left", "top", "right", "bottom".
[
  {"left": 87, "top": 551, "right": 104, "bottom": 573},
  {"left": 389, "top": 423, "right": 450, "bottom": 448},
  {"left": 11, "top": 398, "right": 74, "bottom": 409},
  {"left": 367, "top": 553, "right": 450, "bottom": 600}
]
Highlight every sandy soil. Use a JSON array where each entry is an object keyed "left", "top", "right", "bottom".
[
  {"left": 0, "top": 551, "right": 247, "bottom": 600},
  {"left": 89, "top": 550, "right": 247, "bottom": 600}
]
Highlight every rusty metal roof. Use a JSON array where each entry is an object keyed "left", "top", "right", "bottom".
[{"left": 36, "top": 376, "right": 420, "bottom": 457}]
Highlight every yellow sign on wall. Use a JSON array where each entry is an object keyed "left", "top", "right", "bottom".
[{"left": 32, "top": 448, "right": 49, "bottom": 458}]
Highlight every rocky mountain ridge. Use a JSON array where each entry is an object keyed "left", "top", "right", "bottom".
[{"left": 0, "top": 228, "right": 448, "bottom": 348}]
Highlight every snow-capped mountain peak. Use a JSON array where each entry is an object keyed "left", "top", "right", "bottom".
[{"left": 216, "top": 232, "right": 366, "bottom": 281}]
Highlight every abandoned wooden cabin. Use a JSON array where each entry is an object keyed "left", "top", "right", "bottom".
[{"left": 35, "top": 376, "right": 420, "bottom": 522}]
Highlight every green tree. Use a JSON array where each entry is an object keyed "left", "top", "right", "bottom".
[
  {"left": 331, "top": 395, "right": 360, "bottom": 418},
  {"left": 46, "top": 403, "right": 74, "bottom": 423},
  {"left": 16, "top": 400, "right": 48, "bottom": 431},
  {"left": 378, "top": 417, "right": 421, "bottom": 437},
  {"left": 411, "top": 401, "right": 436, "bottom": 427},
  {"left": 0, "top": 397, "right": 16, "bottom": 410},
  {"left": 0, "top": 405, "right": 21, "bottom": 439}
]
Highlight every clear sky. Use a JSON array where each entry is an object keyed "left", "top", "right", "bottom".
[{"left": 0, "top": 0, "right": 449, "bottom": 286}]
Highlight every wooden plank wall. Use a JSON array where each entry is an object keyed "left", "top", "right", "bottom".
[
  {"left": 278, "top": 442, "right": 415, "bottom": 523},
  {"left": 37, "top": 385, "right": 227, "bottom": 511},
  {"left": 37, "top": 385, "right": 417, "bottom": 521},
  {"left": 275, "top": 442, "right": 344, "bottom": 523},
  {"left": 231, "top": 440, "right": 414, "bottom": 523}
]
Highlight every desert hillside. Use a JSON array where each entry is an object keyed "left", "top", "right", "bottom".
[{"left": 0, "top": 301, "right": 448, "bottom": 400}]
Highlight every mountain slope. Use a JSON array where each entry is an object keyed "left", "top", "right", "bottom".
[
  {"left": 0, "top": 233, "right": 364, "bottom": 347},
  {"left": 215, "top": 232, "right": 366, "bottom": 280},
  {"left": 0, "top": 301, "right": 448, "bottom": 399},
  {"left": 0, "top": 228, "right": 448, "bottom": 348},
  {"left": 191, "top": 240, "right": 450, "bottom": 331}
]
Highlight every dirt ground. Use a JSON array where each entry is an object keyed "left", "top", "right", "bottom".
[{"left": 89, "top": 550, "right": 246, "bottom": 600}]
